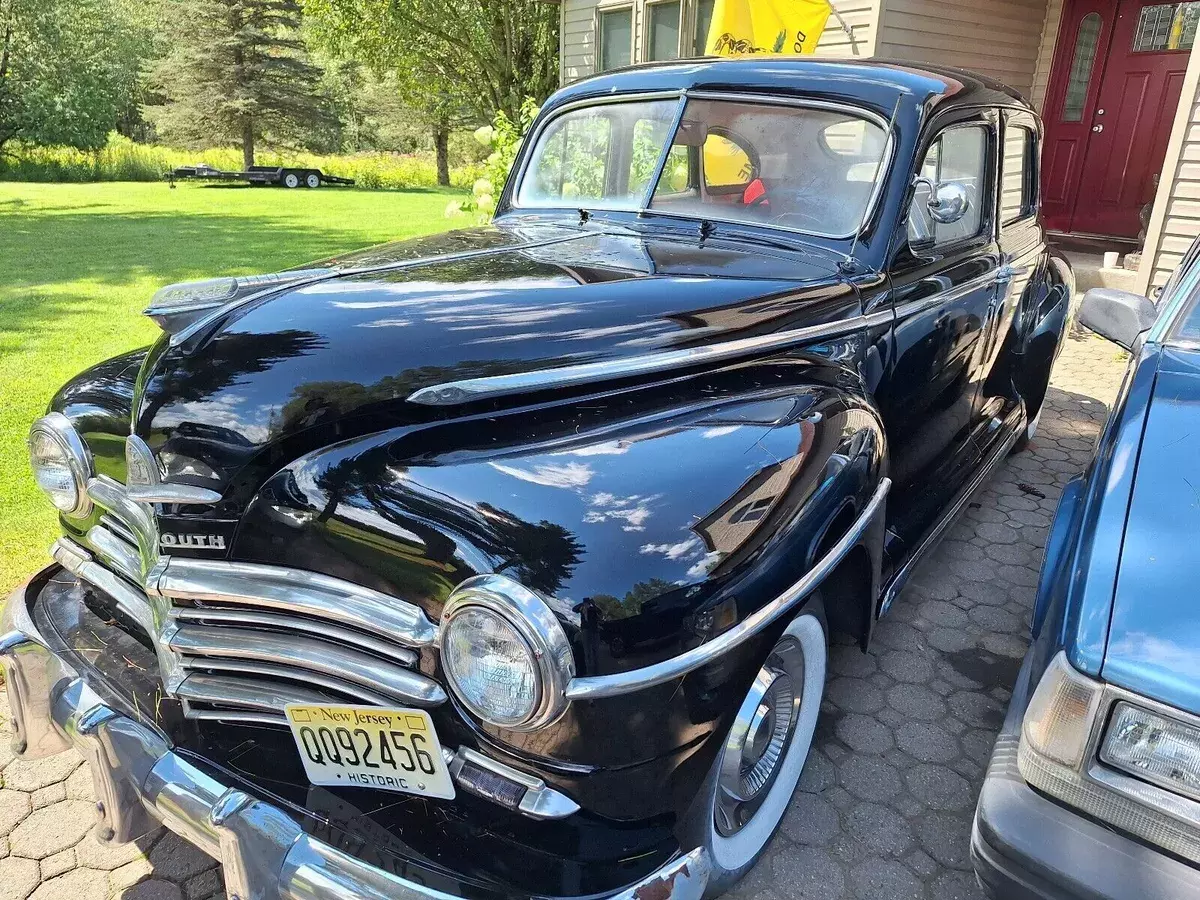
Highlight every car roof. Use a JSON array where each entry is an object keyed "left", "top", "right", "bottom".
[{"left": 549, "top": 57, "right": 1034, "bottom": 119}]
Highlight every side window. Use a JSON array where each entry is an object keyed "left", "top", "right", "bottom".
[
  {"left": 1001, "top": 123, "right": 1036, "bottom": 225},
  {"left": 907, "top": 125, "right": 989, "bottom": 248}
]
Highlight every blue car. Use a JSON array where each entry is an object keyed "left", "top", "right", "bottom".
[{"left": 972, "top": 242, "right": 1200, "bottom": 899}]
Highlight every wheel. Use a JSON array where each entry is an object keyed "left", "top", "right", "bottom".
[
  {"left": 282, "top": 171, "right": 301, "bottom": 189},
  {"left": 682, "top": 611, "right": 827, "bottom": 897},
  {"left": 305, "top": 172, "right": 321, "bottom": 188}
]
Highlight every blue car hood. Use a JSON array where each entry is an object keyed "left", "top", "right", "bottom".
[{"left": 1103, "top": 345, "right": 1200, "bottom": 715}]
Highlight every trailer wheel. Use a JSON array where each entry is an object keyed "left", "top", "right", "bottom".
[
  {"left": 282, "top": 171, "right": 301, "bottom": 189},
  {"left": 305, "top": 172, "right": 321, "bottom": 189}
]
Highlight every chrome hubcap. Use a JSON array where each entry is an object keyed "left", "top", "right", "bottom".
[{"left": 715, "top": 636, "right": 804, "bottom": 836}]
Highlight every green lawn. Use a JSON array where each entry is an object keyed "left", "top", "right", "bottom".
[{"left": 0, "top": 181, "right": 464, "bottom": 593}]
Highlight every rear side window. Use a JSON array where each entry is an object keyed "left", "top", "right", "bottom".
[{"left": 1001, "top": 123, "right": 1037, "bottom": 225}]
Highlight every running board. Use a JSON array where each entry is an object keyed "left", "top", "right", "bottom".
[{"left": 878, "top": 412, "right": 1024, "bottom": 616}]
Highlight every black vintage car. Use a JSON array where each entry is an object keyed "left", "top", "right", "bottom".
[{"left": 6, "top": 59, "right": 1071, "bottom": 900}]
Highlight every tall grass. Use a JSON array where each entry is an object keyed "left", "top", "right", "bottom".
[{"left": 0, "top": 135, "right": 483, "bottom": 190}]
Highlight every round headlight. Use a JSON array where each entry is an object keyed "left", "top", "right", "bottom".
[
  {"left": 28, "top": 413, "right": 93, "bottom": 518},
  {"left": 440, "top": 574, "right": 575, "bottom": 731}
]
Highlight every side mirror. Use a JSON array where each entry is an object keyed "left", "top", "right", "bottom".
[
  {"left": 928, "top": 181, "right": 970, "bottom": 225},
  {"left": 1078, "top": 287, "right": 1159, "bottom": 351}
]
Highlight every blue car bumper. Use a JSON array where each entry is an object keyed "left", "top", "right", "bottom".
[{"left": 972, "top": 653, "right": 1200, "bottom": 900}]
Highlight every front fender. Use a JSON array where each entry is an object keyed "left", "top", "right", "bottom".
[{"left": 234, "top": 370, "right": 885, "bottom": 793}]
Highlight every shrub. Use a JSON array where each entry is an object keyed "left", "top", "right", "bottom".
[
  {"left": 0, "top": 134, "right": 482, "bottom": 189},
  {"left": 451, "top": 98, "right": 540, "bottom": 223}
]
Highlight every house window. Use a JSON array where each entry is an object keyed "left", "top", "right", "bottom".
[
  {"left": 598, "top": 7, "right": 633, "bottom": 71},
  {"left": 1132, "top": 2, "right": 1200, "bottom": 51},
  {"left": 1062, "top": 13, "right": 1102, "bottom": 122},
  {"left": 646, "top": 1, "right": 681, "bottom": 60},
  {"left": 694, "top": 0, "right": 716, "bottom": 54},
  {"left": 1001, "top": 124, "right": 1036, "bottom": 225}
]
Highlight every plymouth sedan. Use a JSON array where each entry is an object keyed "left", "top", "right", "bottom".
[{"left": 7, "top": 58, "right": 1070, "bottom": 900}]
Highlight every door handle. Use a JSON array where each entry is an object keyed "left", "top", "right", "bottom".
[
  {"left": 1092, "top": 124, "right": 1104, "bottom": 133},
  {"left": 995, "top": 264, "right": 1027, "bottom": 283}
]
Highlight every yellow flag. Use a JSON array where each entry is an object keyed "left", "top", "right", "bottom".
[{"left": 705, "top": 0, "right": 833, "bottom": 56}]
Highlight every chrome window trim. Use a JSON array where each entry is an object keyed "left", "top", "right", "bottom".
[
  {"left": 564, "top": 476, "right": 890, "bottom": 700},
  {"left": 407, "top": 312, "right": 884, "bottom": 406},
  {"left": 509, "top": 89, "right": 893, "bottom": 242}
]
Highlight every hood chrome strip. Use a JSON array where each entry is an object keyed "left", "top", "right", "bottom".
[{"left": 407, "top": 310, "right": 892, "bottom": 406}]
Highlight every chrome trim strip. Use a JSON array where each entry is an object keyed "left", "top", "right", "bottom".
[
  {"left": 879, "top": 413, "right": 1021, "bottom": 615},
  {"left": 125, "top": 484, "right": 224, "bottom": 505},
  {"left": 176, "top": 673, "right": 335, "bottom": 714},
  {"left": 408, "top": 315, "right": 875, "bottom": 406},
  {"left": 181, "top": 710, "right": 295, "bottom": 727},
  {"left": 87, "top": 476, "right": 159, "bottom": 577},
  {"left": 171, "top": 607, "right": 419, "bottom": 666},
  {"left": 167, "top": 625, "right": 446, "bottom": 707},
  {"left": 0, "top": 586, "right": 712, "bottom": 898},
  {"left": 893, "top": 270, "right": 999, "bottom": 320},
  {"left": 564, "top": 477, "right": 890, "bottom": 700},
  {"left": 84, "top": 525, "right": 143, "bottom": 586},
  {"left": 52, "top": 539, "right": 160, "bottom": 640},
  {"left": 448, "top": 747, "right": 580, "bottom": 820},
  {"left": 180, "top": 658, "right": 395, "bottom": 707},
  {"left": 152, "top": 558, "right": 438, "bottom": 648}
]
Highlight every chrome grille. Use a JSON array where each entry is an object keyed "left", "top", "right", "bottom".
[{"left": 56, "top": 475, "right": 444, "bottom": 724}]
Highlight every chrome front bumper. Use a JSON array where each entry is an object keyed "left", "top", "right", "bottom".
[{"left": 0, "top": 574, "right": 711, "bottom": 900}]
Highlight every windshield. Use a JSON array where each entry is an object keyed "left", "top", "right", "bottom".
[{"left": 513, "top": 96, "right": 888, "bottom": 239}]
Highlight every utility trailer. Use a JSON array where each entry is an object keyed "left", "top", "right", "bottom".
[{"left": 168, "top": 164, "right": 354, "bottom": 188}]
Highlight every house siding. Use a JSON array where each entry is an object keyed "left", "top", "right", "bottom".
[
  {"left": 874, "top": 0, "right": 1047, "bottom": 98},
  {"left": 560, "top": 0, "right": 881, "bottom": 83},
  {"left": 1138, "top": 41, "right": 1200, "bottom": 292},
  {"left": 1029, "top": 0, "right": 1064, "bottom": 111}
]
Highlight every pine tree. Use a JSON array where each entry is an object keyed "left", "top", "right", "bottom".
[{"left": 148, "top": 0, "right": 334, "bottom": 169}]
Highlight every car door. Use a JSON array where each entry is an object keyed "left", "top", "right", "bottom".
[
  {"left": 980, "top": 111, "right": 1046, "bottom": 429},
  {"left": 876, "top": 112, "right": 1002, "bottom": 550}
]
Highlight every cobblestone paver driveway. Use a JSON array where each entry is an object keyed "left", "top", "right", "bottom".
[{"left": 0, "top": 333, "right": 1127, "bottom": 900}]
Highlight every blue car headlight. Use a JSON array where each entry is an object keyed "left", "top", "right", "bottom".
[{"left": 1019, "top": 652, "right": 1200, "bottom": 863}]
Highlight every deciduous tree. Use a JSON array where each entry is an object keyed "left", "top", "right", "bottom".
[
  {"left": 0, "top": 0, "right": 143, "bottom": 154},
  {"left": 304, "top": 0, "right": 559, "bottom": 183}
]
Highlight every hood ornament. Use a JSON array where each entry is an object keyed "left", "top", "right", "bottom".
[{"left": 144, "top": 268, "right": 338, "bottom": 343}]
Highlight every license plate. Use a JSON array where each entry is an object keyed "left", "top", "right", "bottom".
[{"left": 284, "top": 704, "right": 456, "bottom": 799}]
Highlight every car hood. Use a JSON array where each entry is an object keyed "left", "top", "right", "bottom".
[
  {"left": 1102, "top": 345, "right": 1200, "bottom": 715},
  {"left": 132, "top": 222, "right": 850, "bottom": 494}
]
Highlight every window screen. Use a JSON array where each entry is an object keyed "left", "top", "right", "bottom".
[
  {"left": 647, "top": 1, "right": 681, "bottom": 60},
  {"left": 599, "top": 7, "right": 633, "bottom": 71}
]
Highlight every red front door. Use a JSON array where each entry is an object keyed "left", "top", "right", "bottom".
[{"left": 1042, "top": 0, "right": 1195, "bottom": 238}]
